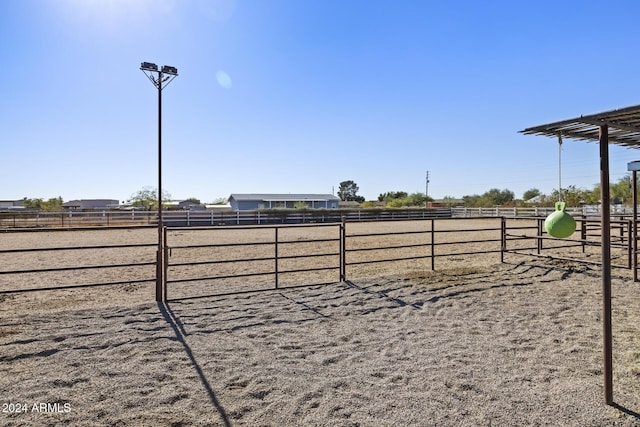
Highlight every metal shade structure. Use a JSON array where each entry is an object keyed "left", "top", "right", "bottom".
[
  {"left": 521, "top": 104, "right": 640, "bottom": 406},
  {"left": 522, "top": 104, "right": 640, "bottom": 147}
]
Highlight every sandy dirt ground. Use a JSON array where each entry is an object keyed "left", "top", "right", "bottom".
[{"left": 1, "top": 220, "right": 640, "bottom": 426}]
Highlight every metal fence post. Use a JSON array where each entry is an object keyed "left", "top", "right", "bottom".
[
  {"left": 274, "top": 227, "right": 279, "bottom": 289},
  {"left": 633, "top": 169, "right": 638, "bottom": 282},
  {"left": 537, "top": 218, "right": 543, "bottom": 254},
  {"left": 163, "top": 226, "right": 169, "bottom": 300},
  {"left": 430, "top": 218, "right": 435, "bottom": 270},
  {"left": 500, "top": 217, "right": 506, "bottom": 263},
  {"left": 155, "top": 250, "right": 162, "bottom": 301},
  {"left": 340, "top": 221, "right": 346, "bottom": 281},
  {"left": 628, "top": 220, "right": 633, "bottom": 269}
]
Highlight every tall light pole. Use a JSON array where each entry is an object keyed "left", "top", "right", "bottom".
[{"left": 140, "top": 62, "right": 178, "bottom": 302}]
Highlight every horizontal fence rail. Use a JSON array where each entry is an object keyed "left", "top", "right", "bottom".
[
  {"left": 451, "top": 206, "right": 636, "bottom": 218},
  {"left": 163, "top": 218, "right": 507, "bottom": 300},
  {"left": 3, "top": 206, "right": 640, "bottom": 229},
  {"left": 0, "top": 211, "right": 157, "bottom": 228},
  {"left": 344, "top": 218, "right": 504, "bottom": 273},
  {"left": 0, "top": 227, "right": 157, "bottom": 295},
  {"left": 502, "top": 217, "right": 634, "bottom": 270},
  {"left": 163, "top": 223, "right": 343, "bottom": 300},
  {"left": 1, "top": 208, "right": 453, "bottom": 229}
]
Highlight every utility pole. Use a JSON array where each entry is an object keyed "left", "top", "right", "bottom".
[{"left": 425, "top": 171, "right": 430, "bottom": 208}]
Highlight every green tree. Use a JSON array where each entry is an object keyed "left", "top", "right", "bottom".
[
  {"left": 462, "top": 194, "right": 481, "bottom": 207},
  {"left": 484, "top": 188, "right": 515, "bottom": 206},
  {"left": 405, "top": 192, "right": 431, "bottom": 206},
  {"left": 378, "top": 191, "right": 408, "bottom": 202},
  {"left": 128, "top": 187, "right": 171, "bottom": 210},
  {"left": 23, "top": 198, "right": 44, "bottom": 210},
  {"left": 590, "top": 174, "right": 639, "bottom": 205},
  {"left": 23, "top": 197, "right": 63, "bottom": 211},
  {"left": 462, "top": 188, "right": 514, "bottom": 207},
  {"left": 338, "top": 180, "right": 364, "bottom": 202},
  {"left": 386, "top": 198, "right": 405, "bottom": 208},
  {"left": 442, "top": 196, "right": 458, "bottom": 207},
  {"left": 611, "top": 175, "right": 633, "bottom": 204},
  {"left": 44, "top": 197, "right": 63, "bottom": 211},
  {"left": 549, "top": 185, "right": 597, "bottom": 206},
  {"left": 523, "top": 188, "right": 541, "bottom": 201},
  {"left": 382, "top": 192, "right": 433, "bottom": 208}
]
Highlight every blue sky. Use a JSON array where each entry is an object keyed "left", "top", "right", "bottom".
[{"left": 3, "top": 0, "right": 640, "bottom": 203}]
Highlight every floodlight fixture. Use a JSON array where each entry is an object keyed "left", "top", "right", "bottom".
[
  {"left": 141, "top": 62, "right": 158, "bottom": 71},
  {"left": 141, "top": 62, "right": 178, "bottom": 90},
  {"left": 161, "top": 65, "right": 178, "bottom": 75}
]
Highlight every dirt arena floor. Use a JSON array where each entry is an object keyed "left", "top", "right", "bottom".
[{"left": 1, "top": 220, "right": 640, "bottom": 426}]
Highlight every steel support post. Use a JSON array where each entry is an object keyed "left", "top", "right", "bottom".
[{"left": 599, "top": 124, "right": 613, "bottom": 405}]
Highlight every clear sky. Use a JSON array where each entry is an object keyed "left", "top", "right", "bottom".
[{"left": 4, "top": 0, "right": 640, "bottom": 203}]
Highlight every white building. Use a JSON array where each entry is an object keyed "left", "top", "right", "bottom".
[{"left": 229, "top": 194, "right": 340, "bottom": 210}]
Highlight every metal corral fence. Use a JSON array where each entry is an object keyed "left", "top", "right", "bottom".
[
  {"left": 502, "top": 216, "right": 634, "bottom": 270},
  {"left": 163, "top": 218, "right": 506, "bottom": 300},
  {"left": 451, "top": 205, "right": 637, "bottom": 218},
  {"left": 0, "top": 211, "right": 157, "bottom": 228},
  {"left": 0, "top": 226, "right": 157, "bottom": 295},
  {"left": 1, "top": 217, "right": 637, "bottom": 301},
  {"left": 0, "top": 208, "right": 452, "bottom": 229},
  {"left": 3, "top": 206, "right": 639, "bottom": 229},
  {"left": 163, "top": 223, "right": 343, "bottom": 300}
]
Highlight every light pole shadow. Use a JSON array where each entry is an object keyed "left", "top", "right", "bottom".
[{"left": 157, "top": 301, "right": 232, "bottom": 427}]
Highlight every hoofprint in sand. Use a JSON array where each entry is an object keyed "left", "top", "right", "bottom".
[{"left": 1, "top": 223, "right": 640, "bottom": 426}]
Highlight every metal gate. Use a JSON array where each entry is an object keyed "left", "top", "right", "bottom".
[{"left": 163, "top": 224, "right": 343, "bottom": 301}]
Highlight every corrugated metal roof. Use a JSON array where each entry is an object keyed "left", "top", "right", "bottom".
[
  {"left": 230, "top": 194, "right": 340, "bottom": 201},
  {"left": 520, "top": 104, "right": 640, "bottom": 147}
]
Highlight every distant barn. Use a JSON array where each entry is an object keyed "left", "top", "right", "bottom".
[
  {"left": 229, "top": 194, "right": 340, "bottom": 210},
  {"left": 0, "top": 199, "right": 25, "bottom": 211},
  {"left": 62, "top": 199, "right": 119, "bottom": 211}
]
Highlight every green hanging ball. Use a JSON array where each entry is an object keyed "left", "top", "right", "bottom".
[{"left": 545, "top": 202, "right": 576, "bottom": 238}]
